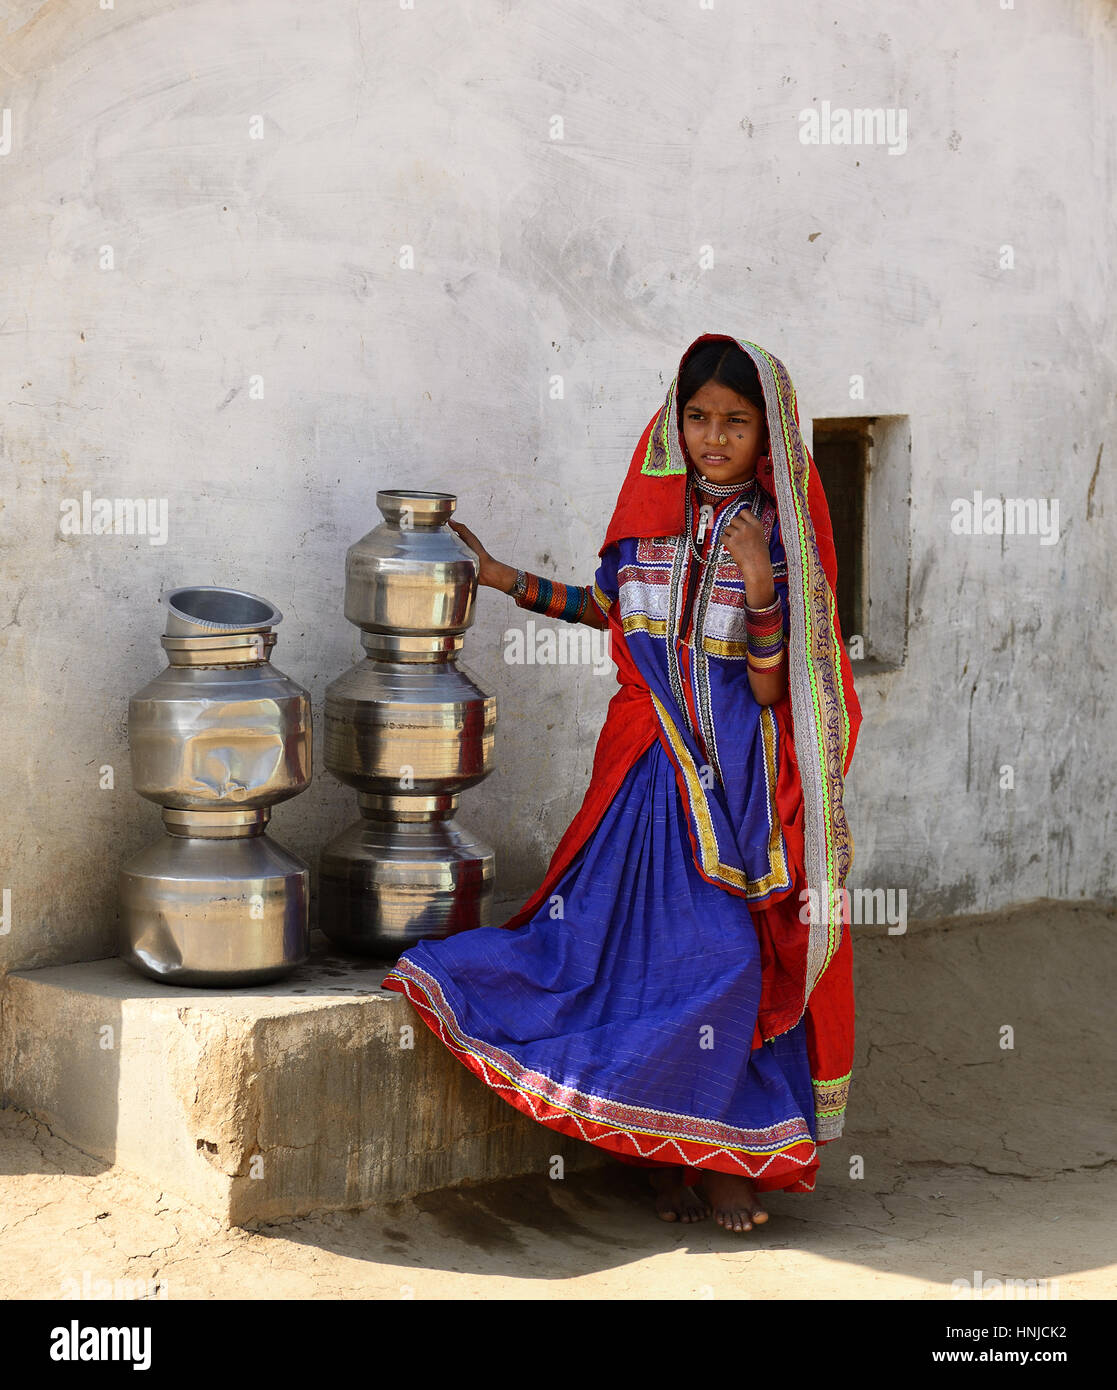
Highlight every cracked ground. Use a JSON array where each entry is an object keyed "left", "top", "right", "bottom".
[{"left": 1, "top": 902, "right": 1114, "bottom": 1299}]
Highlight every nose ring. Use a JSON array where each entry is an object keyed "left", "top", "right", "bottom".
[{"left": 718, "top": 434, "right": 727, "bottom": 444}]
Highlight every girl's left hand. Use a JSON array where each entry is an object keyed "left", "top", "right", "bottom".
[{"left": 721, "top": 510, "right": 774, "bottom": 601}]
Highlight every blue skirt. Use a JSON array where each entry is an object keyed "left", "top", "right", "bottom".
[{"left": 382, "top": 737, "right": 822, "bottom": 1189}]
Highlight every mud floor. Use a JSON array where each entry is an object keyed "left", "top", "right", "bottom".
[{"left": 1, "top": 901, "right": 1113, "bottom": 1300}]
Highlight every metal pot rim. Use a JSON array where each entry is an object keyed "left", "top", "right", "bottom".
[
  {"left": 376, "top": 489, "right": 456, "bottom": 503},
  {"left": 160, "top": 631, "right": 277, "bottom": 666},
  {"left": 163, "top": 586, "right": 283, "bottom": 637},
  {"left": 359, "top": 631, "right": 463, "bottom": 657},
  {"left": 374, "top": 490, "right": 457, "bottom": 526},
  {"left": 162, "top": 807, "right": 271, "bottom": 838}
]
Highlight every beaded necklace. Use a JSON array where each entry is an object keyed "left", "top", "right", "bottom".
[{"left": 684, "top": 469, "right": 758, "bottom": 561}]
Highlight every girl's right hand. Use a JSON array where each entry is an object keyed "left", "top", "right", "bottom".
[{"left": 448, "top": 519, "right": 515, "bottom": 592}]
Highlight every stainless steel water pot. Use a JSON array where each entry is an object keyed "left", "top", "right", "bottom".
[
  {"left": 344, "top": 490, "right": 478, "bottom": 633},
  {"left": 319, "top": 794, "right": 494, "bottom": 956},
  {"left": 120, "top": 809, "right": 309, "bottom": 987},
  {"left": 120, "top": 586, "right": 311, "bottom": 986},
  {"left": 324, "top": 634, "right": 494, "bottom": 797},
  {"left": 129, "top": 634, "right": 311, "bottom": 810}
]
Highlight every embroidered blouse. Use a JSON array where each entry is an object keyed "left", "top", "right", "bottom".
[{"left": 513, "top": 479, "right": 789, "bottom": 653}]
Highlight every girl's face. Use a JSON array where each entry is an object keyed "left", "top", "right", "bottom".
[{"left": 681, "top": 381, "right": 768, "bottom": 487}]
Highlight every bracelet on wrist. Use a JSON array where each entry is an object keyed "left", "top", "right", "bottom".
[
  {"left": 745, "top": 595, "right": 785, "bottom": 670},
  {"left": 512, "top": 570, "right": 591, "bottom": 624},
  {"left": 744, "top": 595, "right": 781, "bottom": 617}
]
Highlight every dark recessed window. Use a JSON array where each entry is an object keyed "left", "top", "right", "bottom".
[
  {"left": 811, "top": 415, "right": 911, "bottom": 672},
  {"left": 812, "top": 418, "right": 870, "bottom": 643}
]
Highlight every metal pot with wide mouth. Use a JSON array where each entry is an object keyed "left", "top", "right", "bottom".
[
  {"left": 319, "top": 794, "right": 494, "bottom": 957},
  {"left": 324, "top": 633, "right": 494, "bottom": 798},
  {"left": 128, "top": 587, "right": 311, "bottom": 810},
  {"left": 120, "top": 586, "right": 312, "bottom": 986},
  {"left": 343, "top": 490, "right": 479, "bottom": 634},
  {"left": 163, "top": 584, "right": 283, "bottom": 636},
  {"left": 120, "top": 808, "right": 310, "bottom": 987}
]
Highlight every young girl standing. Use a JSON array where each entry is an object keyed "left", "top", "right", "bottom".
[{"left": 382, "top": 334, "right": 862, "bottom": 1232}]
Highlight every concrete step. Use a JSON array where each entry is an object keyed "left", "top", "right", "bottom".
[{"left": 0, "top": 929, "right": 604, "bottom": 1227}]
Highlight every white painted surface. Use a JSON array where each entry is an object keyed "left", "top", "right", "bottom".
[{"left": 1, "top": 1, "right": 1114, "bottom": 968}]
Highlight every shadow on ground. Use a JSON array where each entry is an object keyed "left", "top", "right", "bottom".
[{"left": 254, "top": 901, "right": 1115, "bottom": 1296}]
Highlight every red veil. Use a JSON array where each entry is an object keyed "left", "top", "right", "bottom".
[{"left": 503, "top": 334, "right": 863, "bottom": 1141}]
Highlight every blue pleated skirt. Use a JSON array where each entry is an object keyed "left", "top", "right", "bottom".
[{"left": 383, "top": 736, "right": 821, "bottom": 1184}]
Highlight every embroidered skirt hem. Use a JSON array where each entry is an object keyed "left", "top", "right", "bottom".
[{"left": 382, "top": 961, "right": 821, "bottom": 1192}]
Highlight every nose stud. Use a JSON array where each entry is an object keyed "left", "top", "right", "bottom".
[{"left": 719, "top": 434, "right": 727, "bottom": 444}]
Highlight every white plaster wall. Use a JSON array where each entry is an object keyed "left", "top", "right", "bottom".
[{"left": 1, "top": 0, "right": 1114, "bottom": 970}]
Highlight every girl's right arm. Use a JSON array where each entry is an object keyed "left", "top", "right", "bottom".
[{"left": 449, "top": 520, "right": 609, "bottom": 629}]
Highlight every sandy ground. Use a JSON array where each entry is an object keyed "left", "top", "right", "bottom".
[
  {"left": 0, "top": 1100, "right": 1112, "bottom": 1300},
  {"left": 2, "top": 901, "right": 1114, "bottom": 1300}
]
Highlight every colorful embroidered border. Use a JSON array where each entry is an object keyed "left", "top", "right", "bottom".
[
  {"left": 812, "top": 1071, "right": 852, "bottom": 1140},
  {"left": 382, "top": 958, "right": 821, "bottom": 1187},
  {"left": 640, "top": 378, "right": 688, "bottom": 477},
  {"left": 689, "top": 499, "right": 758, "bottom": 761},
  {"left": 740, "top": 344, "right": 854, "bottom": 999},
  {"left": 648, "top": 691, "right": 789, "bottom": 902}
]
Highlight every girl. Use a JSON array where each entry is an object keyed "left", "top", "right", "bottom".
[{"left": 382, "top": 334, "right": 862, "bottom": 1232}]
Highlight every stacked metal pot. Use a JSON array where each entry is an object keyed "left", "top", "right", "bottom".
[
  {"left": 119, "top": 587, "right": 312, "bottom": 986},
  {"left": 319, "top": 489, "right": 496, "bottom": 957}
]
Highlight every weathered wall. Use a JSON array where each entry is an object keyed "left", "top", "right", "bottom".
[{"left": 1, "top": 0, "right": 1114, "bottom": 971}]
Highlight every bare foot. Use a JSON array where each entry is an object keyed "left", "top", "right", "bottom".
[
  {"left": 698, "top": 1171, "right": 770, "bottom": 1232},
  {"left": 649, "top": 1167, "right": 711, "bottom": 1223}
]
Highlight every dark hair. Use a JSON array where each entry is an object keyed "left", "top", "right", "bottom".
[{"left": 676, "top": 341, "right": 767, "bottom": 421}]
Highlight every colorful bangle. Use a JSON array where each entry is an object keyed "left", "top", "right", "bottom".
[
  {"left": 745, "top": 597, "right": 785, "bottom": 671},
  {"left": 512, "top": 570, "right": 592, "bottom": 625}
]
